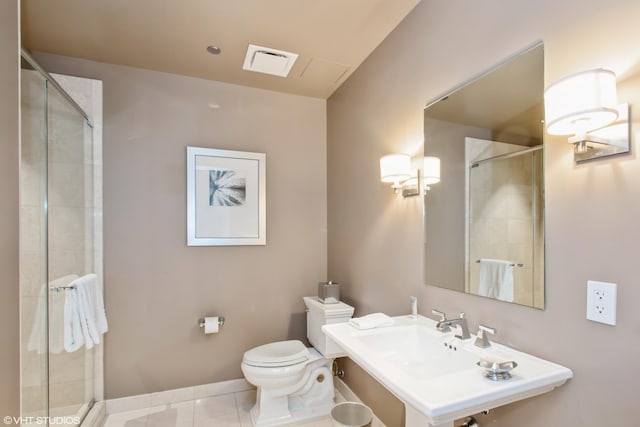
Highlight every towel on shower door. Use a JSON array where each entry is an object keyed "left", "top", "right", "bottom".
[
  {"left": 28, "top": 274, "right": 79, "bottom": 354},
  {"left": 64, "top": 288, "right": 85, "bottom": 352},
  {"left": 64, "top": 273, "right": 109, "bottom": 352},
  {"left": 477, "top": 259, "right": 514, "bottom": 302}
]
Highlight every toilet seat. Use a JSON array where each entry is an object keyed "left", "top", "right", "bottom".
[{"left": 243, "top": 340, "right": 310, "bottom": 368}]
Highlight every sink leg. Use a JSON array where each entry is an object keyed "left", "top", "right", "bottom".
[{"left": 404, "top": 404, "right": 453, "bottom": 427}]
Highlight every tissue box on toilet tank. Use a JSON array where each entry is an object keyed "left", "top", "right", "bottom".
[{"left": 318, "top": 281, "right": 340, "bottom": 304}]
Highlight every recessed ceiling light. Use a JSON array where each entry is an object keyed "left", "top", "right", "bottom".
[{"left": 206, "top": 45, "right": 221, "bottom": 55}]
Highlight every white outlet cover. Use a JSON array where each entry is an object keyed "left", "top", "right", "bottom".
[{"left": 586, "top": 280, "right": 617, "bottom": 325}]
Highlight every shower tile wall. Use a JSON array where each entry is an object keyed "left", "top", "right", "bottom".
[{"left": 467, "top": 140, "right": 543, "bottom": 307}]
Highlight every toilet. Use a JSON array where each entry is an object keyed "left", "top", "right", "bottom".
[{"left": 241, "top": 296, "right": 354, "bottom": 427}]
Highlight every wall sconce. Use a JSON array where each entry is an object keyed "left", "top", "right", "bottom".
[
  {"left": 380, "top": 154, "right": 411, "bottom": 192},
  {"left": 544, "top": 68, "right": 630, "bottom": 162},
  {"left": 380, "top": 154, "right": 440, "bottom": 197}
]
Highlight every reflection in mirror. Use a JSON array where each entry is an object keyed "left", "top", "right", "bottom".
[{"left": 423, "top": 43, "right": 544, "bottom": 309}]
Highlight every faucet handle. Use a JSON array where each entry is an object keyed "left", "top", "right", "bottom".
[
  {"left": 432, "top": 309, "right": 447, "bottom": 321},
  {"left": 432, "top": 309, "right": 451, "bottom": 332},
  {"left": 475, "top": 325, "right": 496, "bottom": 348}
]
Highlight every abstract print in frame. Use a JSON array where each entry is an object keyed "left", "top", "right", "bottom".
[{"left": 187, "top": 146, "right": 266, "bottom": 246}]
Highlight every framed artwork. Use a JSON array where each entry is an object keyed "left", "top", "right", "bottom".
[{"left": 187, "top": 146, "right": 266, "bottom": 246}]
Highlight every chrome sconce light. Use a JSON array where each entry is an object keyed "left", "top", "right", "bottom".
[
  {"left": 380, "top": 154, "right": 440, "bottom": 197},
  {"left": 544, "top": 68, "right": 630, "bottom": 162}
]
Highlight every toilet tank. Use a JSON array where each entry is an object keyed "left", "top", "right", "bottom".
[{"left": 303, "top": 296, "right": 354, "bottom": 358}]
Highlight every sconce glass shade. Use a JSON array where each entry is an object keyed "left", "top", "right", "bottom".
[
  {"left": 544, "top": 68, "right": 618, "bottom": 136},
  {"left": 380, "top": 154, "right": 411, "bottom": 184},
  {"left": 423, "top": 156, "right": 441, "bottom": 185}
]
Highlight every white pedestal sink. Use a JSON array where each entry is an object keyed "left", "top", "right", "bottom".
[{"left": 322, "top": 315, "right": 572, "bottom": 427}]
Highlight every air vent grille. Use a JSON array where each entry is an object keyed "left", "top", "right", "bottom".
[{"left": 242, "top": 44, "right": 298, "bottom": 77}]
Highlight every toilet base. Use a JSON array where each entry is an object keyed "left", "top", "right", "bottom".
[
  {"left": 248, "top": 365, "right": 335, "bottom": 427},
  {"left": 249, "top": 396, "right": 335, "bottom": 427}
]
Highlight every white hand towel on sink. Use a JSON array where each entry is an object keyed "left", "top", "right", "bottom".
[
  {"left": 349, "top": 313, "right": 394, "bottom": 330},
  {"left": 478, "top": 259, "right": 514, "bottom": 302}
]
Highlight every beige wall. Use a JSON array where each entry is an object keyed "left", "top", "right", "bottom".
[
  {"left": 328, "top": 0, "right": 640, "bottom": 426},
  {"left": 33, "top": 52, "right": 328, "bottom": 399},
  {"left": 0, "top": 0, "right": 21, "bottom": 418}
]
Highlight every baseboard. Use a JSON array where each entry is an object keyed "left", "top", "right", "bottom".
[
  {"left": 105, "top": 378, "right": 255, "bottom": 414},
  {"left": 80, "top": 401, "right": 105, "bottom": 427}
]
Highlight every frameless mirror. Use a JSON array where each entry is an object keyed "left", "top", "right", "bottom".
[{"left": 423, "top": 43, "right": 545, "bottom": 309}]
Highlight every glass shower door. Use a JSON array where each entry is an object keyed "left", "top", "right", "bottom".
[
  {"left": 20, "top": 61, "right": 50, "bottom": 423},
  {"left": 46, "top": 83, "right": 95, "bottom": 423},
  {"left": 20, "top": 52, "right": 99, "bottom": 427}
]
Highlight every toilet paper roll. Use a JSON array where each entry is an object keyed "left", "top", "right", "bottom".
[{"left": 203, "top": 316, "right": 219, "bottom": 334}]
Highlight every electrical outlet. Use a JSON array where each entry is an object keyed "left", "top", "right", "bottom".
[{"left": 586, "top": 280, "right": 617, "bottom": 325}]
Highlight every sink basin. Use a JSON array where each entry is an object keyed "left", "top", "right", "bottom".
[{"left": 322, "top": 315, "right": 572, "bottom": 427}]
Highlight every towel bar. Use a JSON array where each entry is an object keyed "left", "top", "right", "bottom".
[
  {"left": 50, "top": 285, "right": 77, "bottom": 292},
  {"left": 476, "top": 260, "right": 524, "bottom": 267}
]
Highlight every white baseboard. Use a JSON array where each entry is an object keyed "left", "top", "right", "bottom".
[
  {"left": 80, "top": 401, "right": 105, "bottom": 427},
  {"left": 105, "top": 378, "right": 254, "bottom": 414}
]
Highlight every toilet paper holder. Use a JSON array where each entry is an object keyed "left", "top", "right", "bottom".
[{"left": 198, "top": 316, "right": 225, "bottom": 328}]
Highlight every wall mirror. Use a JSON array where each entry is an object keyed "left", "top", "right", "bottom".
[{"left": 423, "top": 43, "right": 545, "bottom": 309}]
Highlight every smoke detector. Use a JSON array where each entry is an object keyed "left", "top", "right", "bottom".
[{"left": 243, "top": 44, "right": 299, "bottom": 78}]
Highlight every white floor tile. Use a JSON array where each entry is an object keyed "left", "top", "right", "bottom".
[
  {"left": 101, "top": 408, "right": 148, "bottom": 427},
  {"left": 147, "top": 401, "right": 194, "bottom": 427},
  {"left": 294, "top": 418, "right": 333, "bottom": 427},
  {"left": 195, "top": 411, "right": 242, "bottom": 427},
  {"left": 194, "top": 394, "right": 240, "bottom": 426},
  {"left": 101, "top": 384, "right": 383, "bottom": 427}
]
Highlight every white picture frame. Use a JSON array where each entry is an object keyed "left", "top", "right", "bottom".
[{"left": 187, "top": 146, "right": 266, "bottom": 246}]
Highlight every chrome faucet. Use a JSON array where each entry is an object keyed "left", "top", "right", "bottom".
[
  {"left": 474, "top": 325, "right": 496, "bottom": 348},
  {"left": 436, "top": 312, "right": 471, "bottom": 340},
  {"left": 410, "top": 296, "right": 418, "bottom": 318},
  {"left": 432, "top": 309, "right": 451, "bottom": 332}
]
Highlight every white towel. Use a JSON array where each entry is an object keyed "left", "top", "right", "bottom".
[
  {"left": 349, "top": 313, "right": 394, "bottom": 330},
  {"left": 28, "top": 274, "right": 78, "bottom": 354},
  {"left": 478, "top": 259, "right": 514, "bottom": 302},
  {"left": 64, "top": 273, "right": 108, "bottom": 352},
  {"left": 64, "top": 288, "right": 85, "bottom": 352}
]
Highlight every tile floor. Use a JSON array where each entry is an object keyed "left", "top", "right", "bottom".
[{"left": 101, "top": 388, "right": 379, "bottom": 427}]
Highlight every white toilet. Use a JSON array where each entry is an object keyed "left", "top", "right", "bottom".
[{"left": 241, "top": 296, "right": 354, "bottom": 427}]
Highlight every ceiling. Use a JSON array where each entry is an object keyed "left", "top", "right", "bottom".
[{"left": 21, "top": 0, "right": 420, "bottom": 99}]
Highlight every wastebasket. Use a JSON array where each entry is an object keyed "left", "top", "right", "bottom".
[{"left": 330, "top": 402, "right": 373, "bottom": 427}]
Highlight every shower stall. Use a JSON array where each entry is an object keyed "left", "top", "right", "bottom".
[
  {"left": 466, "top": 138, "right": 544, "bottom": 308},
  {"left": 19, "top": 51, "right": 103, "bottom": 425}
]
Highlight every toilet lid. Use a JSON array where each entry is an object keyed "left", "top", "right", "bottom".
[{"left": 243, "top": 340, "right": 310, "bottom": 367}]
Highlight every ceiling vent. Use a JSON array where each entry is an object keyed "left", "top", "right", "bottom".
[{"left": 243, "top": 44, "right": 299, "bottom": 78}]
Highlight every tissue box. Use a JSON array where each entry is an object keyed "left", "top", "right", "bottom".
[{"left": 318, "top": 281, "right": 340, "bottom": 304}]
